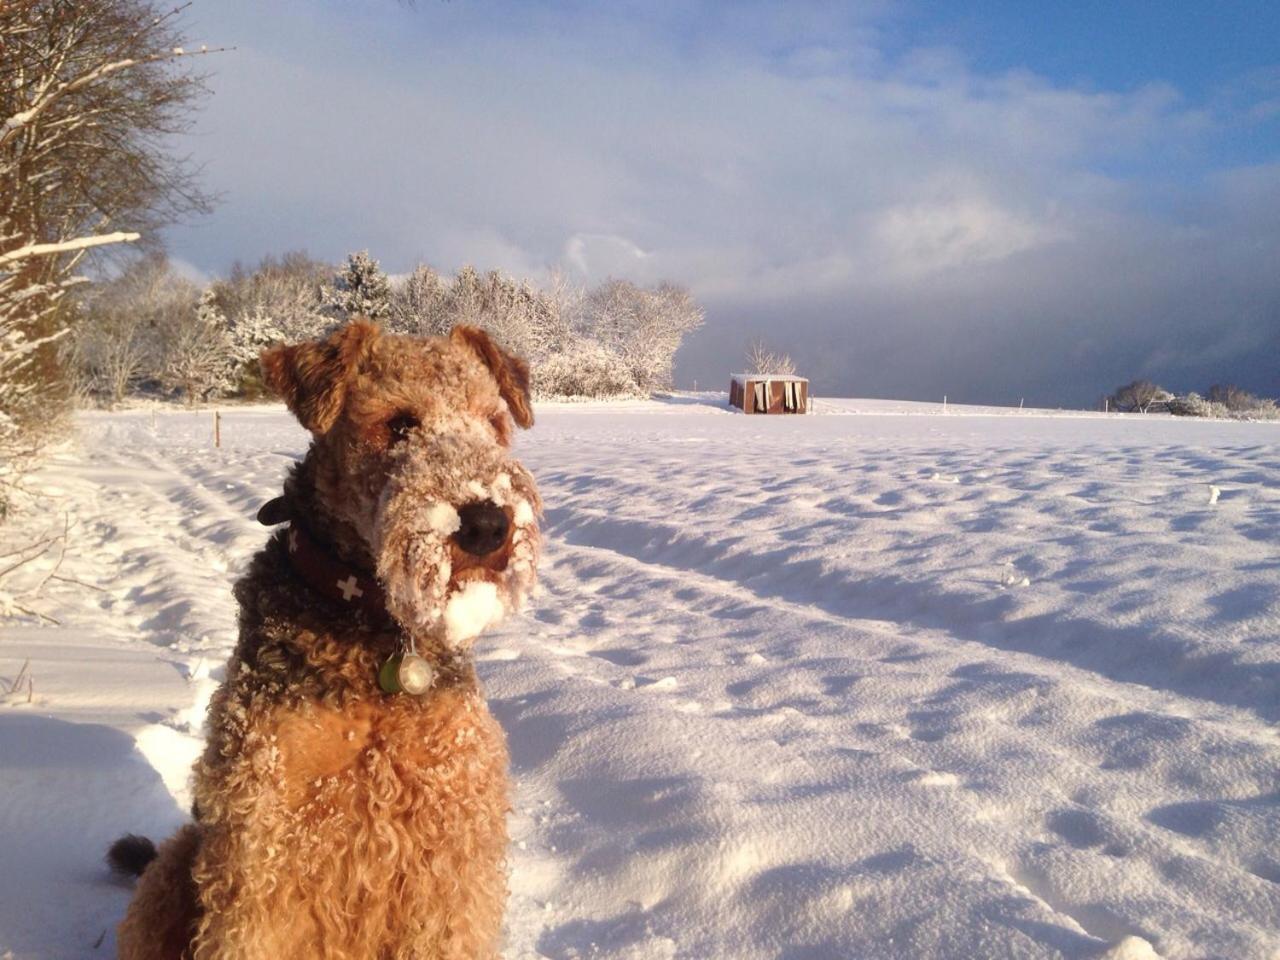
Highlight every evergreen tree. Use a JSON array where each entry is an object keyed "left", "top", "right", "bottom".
[{"left": 325, "top": 250, "right": 391, "bottom": 321}]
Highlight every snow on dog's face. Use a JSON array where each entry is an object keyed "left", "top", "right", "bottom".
[{"left": 261, "top": 320, "right": 540, "bottom": 648}]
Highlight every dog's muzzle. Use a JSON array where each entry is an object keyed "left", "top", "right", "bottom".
[{"left": 373, "top": 425, "right": 540, "bottom": 648}]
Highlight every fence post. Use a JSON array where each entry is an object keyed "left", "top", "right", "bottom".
[{"left": 214, "top": 410, "right": 221, "bottom": 448}]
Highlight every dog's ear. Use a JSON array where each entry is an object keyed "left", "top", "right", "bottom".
[
  {"left": 260, "top": 319, "right": 381, "bottom": 433},
  {"left": 450, "top": 325, "right": 534, "bottom": 429}
]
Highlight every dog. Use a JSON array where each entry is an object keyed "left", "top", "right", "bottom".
[{"left": 111, "top": 320, "right": 541, "bottom": 959}]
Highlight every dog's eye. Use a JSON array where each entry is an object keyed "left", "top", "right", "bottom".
[{"left": 387, "top": 412, "right": 420, "bottom": 445}]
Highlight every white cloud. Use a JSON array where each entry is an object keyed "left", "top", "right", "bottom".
[
  {"left": 871, "top": 198, "right": 1066, "bottom": 276},
  {"left": 563, "top": 234, "right": 651, "bottom": 280}
]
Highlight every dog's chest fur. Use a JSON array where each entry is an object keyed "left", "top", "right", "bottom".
[{"left": 185, "top": 544, "right": 510, "bottom": 958}]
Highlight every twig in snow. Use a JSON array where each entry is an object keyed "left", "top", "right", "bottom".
[
  {"left": 8, "top": 602, "right": 59, "bottom": 624},
  {"left": 6, "top": 658, "right": 30, "bottom": 694},
  {"left": 50, "top": 574, "right": 106, "bottom": 592},
  {"left": 0, "top": 535, "right": 59, "bottom": 561},
  {"left": 0, "top": 538, "right": 55, "bottom": 580},
  {"left": 23, "top": 514, "right": 70, "bottom": 596}
]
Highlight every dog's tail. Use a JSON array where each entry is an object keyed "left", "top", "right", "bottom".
[{"left": 106, "top": 834, "right": 158, "bottom": 878}]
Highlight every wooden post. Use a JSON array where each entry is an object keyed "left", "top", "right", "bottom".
[{"left": 214, "top": 410, "right": 221, "bottom": 448}]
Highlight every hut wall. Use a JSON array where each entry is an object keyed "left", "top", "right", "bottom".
[{"left": 732, "top": 376, "right": 808, "bottom": 414}]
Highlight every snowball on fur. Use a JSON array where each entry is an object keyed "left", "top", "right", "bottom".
[
  {"left": 513, "top": 499, "right": 535, "bottom": 527},
  {"left": 444, "top": 580, "right": 504, "bottom": 646},
  {"left": 426, "top": 501, "right": 461, "bottom": 536}
]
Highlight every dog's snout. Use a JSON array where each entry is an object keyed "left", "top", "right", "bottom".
[{"left": 453, "top": 501, "right": 509, "bottom": 556}]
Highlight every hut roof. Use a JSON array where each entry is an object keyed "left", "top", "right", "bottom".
[{"left": 730, "top": 373, "right": 809, "bottom": 383}]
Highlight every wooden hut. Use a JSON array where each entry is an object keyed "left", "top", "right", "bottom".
[{"left": 729, "top": 373, "right": 809, "bottom": 414}]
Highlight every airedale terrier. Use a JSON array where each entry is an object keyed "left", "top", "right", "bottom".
[{"left": 110, "top": 320, "right": 541, "bottom": 959}]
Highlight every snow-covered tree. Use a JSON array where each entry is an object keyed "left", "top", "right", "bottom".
[
  {"left": 70, "top": 255, "right": 195, "bottom": 405},
  {"left": 226, "top": 305, "right": 284, "bottom": 367},
  {"left": 388, "top": 262, "right": 581, "bottom": 367},
  {"left": 1109, "top": 379, "right": 1171, "bottom": 413},
  {"left": 0, "top": 0, "right": 218, "bottom": 512},
  {"left": 215, "top": 252, "right": 332, "bottom": 393},
  {"left": 324, "top": 251, "right": 391, "bottom": 322},
  {"left": 448, "top": 265, "right": 486, "bottom": 328},
  {"left": 582, "top": 280, "right": 704, "bottom": 393},
  {"left": 388, "top": 264, "right": 452, "bottom": 337},
  {"left": 160, "top": 288, "right": 234, "bottom": 404},
  {"left": 745, "top": 338, "right": 798, "bottom": 376}
]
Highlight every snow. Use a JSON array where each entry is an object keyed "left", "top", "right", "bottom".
[
  {"left": 2, "top": 395, "right": 1279, "bottom": 959},
  {"left": 444, "top": 579, "right": 504, "bottom": 646},
  {"left": 426, "top": 500, "right": 462, "bottom": 536}
]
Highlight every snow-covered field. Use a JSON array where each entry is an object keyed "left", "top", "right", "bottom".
[{"left": 2, "top": 396, "right": 1279, "bottom": 960}]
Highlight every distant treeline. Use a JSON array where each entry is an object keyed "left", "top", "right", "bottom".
[{"left": 65, "top": 251, "right": 706, "bottom": 406}]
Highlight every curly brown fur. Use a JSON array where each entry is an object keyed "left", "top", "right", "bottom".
[{"left": 116, "top": 321, "right": 540, "bottom": 960}]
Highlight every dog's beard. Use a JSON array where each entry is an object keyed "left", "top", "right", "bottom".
[{"left": 374, "top": 429, "right": 540, "bottom": 648}]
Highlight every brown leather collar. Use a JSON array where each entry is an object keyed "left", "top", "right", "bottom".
[{"left": 283, "top": 520, "right": 391, "bottom": 625}]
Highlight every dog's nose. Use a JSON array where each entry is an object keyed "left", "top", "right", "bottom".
[{"left": 453, "top": 501, "right": 510, "bottom": 556}]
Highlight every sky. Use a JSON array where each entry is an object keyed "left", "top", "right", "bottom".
[{"left": 166, "top": 0, "right": 1280, "bottom": 406}]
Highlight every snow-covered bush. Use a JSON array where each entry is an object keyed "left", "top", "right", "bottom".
[
  {"left": 1205, "top": 384, "right": 1279, "bottom": 419},
  {"left": 1169, "top": 390, "right": 1279, "bottom": 421},
  {"left": 1167, "top": 393, "right": 1219, "bottom": 418},
  {"left": 533, "top": 340, "right": 642, "bottom": 400}
]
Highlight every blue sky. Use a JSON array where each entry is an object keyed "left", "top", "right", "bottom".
[{"left": 167, "top": 0, "right": 1279, "bottom": 405}]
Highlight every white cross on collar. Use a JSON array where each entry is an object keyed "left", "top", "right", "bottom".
[{"left": 336, "top": 575, "right": 363, "bottom": 602}]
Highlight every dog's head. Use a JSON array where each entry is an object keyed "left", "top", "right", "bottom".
[{"left": 261, "top": 319, "right": 540, "bottom": 648}]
